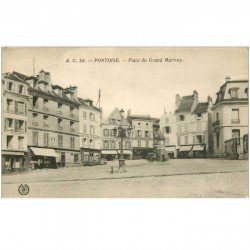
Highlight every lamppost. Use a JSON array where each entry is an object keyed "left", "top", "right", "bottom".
[{"left": 113, "top": 109, "right": 133, "bottom": 172}]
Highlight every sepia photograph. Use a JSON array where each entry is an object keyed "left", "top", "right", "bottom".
[{"left": 1, "top": 47, "right": 249, "bottom": 198}]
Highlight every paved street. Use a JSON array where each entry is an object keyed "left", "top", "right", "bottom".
[{"left": 1, "top": 159, "right": 249, "bottom": 198}]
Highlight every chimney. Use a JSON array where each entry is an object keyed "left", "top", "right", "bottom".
[
  {"left": 175, "top": 94, "right": 181, "bottom": 109},
  {"left": 127, "top": 109, "right": 131, "bottom": 118},
  {"left": 225, "top": 76, "right": 231, "bottom": 82},
  {"left": 191, "top": 90, "right": 199, "bottom": 112},
  {"left": 207, "top": 96, "right": 213, "bottom": 108}
]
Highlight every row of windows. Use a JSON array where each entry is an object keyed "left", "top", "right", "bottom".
[
  {"left": 32, "top": 131, "right": 76, "bottom": 149},
  {"left": 214, "top": 109, "right": 240, "bottom": 124},
  {"left": 177, "top": 135, "right": 205, "bottom": 146},
  {"left": 6, "top": 135, "right": 25, "bottom": 149},
  {"left": 103, "top": 141, "right": 131, "bottom": 149},
  {"left": 6, "top": 99, "right": 27, "bottom": 114},
  {"left": 215, "top": 129, "right": 241, "bottom": 147},
  {"left": 32, "top": 96, "right": 76, "bottom": 115},
  {"left": 32, "top": 113, "right": 76, "bottom": 131},
  {"left": 82, "top": 111, "right": 97, "bottom": 121},
  {"left": 4, "top": 118, "right": 27, "bottom": 133},
  {"left": 82, "top": 124, "right": 96, "bottom": 135},
  {"left": 82, "top": 138, "right": 96, "bottom": 148},
  {"left": 4, "top": 80, "right": 27, "bottom": 95}
]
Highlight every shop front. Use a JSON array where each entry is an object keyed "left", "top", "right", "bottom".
[
  {"left": 132, "top": 148, "right": 154, "bottom": 160},
  {"left": 178, "top": 145, "right": 192, "bottom": 158},
  {"left": 165, "top": 146, "right": 176, "bottom": 159},
  {"left": 29, "top": 147, "right": 57, "bottom": 169},
  {"left": 1, "top": 151, "right": 27, "bottom": 173},
  {"left": 81, "top": 148, "right": 101, "bottom": 166},
  {"left": 192, "top": 144, "right": 206, "bottom": 158},
  {"left": 101, "top": 150, "right": 117, "bottom": 161}
]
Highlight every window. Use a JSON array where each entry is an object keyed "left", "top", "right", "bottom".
[
  {"left": 83, "top": 111, "right": 87, "bottom": 119},
  {"left": 110, "top": 118, "right": 115, "bottom": 124},
  {"left": 33, "top": 113, "right": 38, "bottom": 124},
  {"left": 165, "top": 126, "right": 171, "bottom": 134},
  {"left": 58, "top": 103, "right": 63, "bottom": 109},
  {"left": 196, "top": 135, "right": 202, "bottom": 144},
  {"left": 33, "top": 97, "right": 38, "bottom": 107},
  {"left": 74, "top": 154, "right": 79, "bottom": 163},
  {"left": 184, "top": 124, "right": 188, "bottom": 132},
  {"left": 179, "top": 115, "right": 185, "bottom": 121},
  {"left": 43, "top": 99, "right": 49, "bottom": 110},
  {"left": 137, "top": 140, "right": 141, "bottom": 147},
  {"left": 103, "top": 129, "right": 109, "bottom": 136},
  {"left": 230, "top": 88, "right": 238, "bottom": 99},
  {"left": 197, "top": 113, "right": 202, "bottom": 119},
  {"left": 90, "top": 125, "right": 94, "bottom": 135},
  {"left": 7, "top": 99, "right": 14, "bottom": 112},
  {"left": 70, "top": 121, "right": 75, "bottom": 131},
  {"left": 70, "top": 107, "right": 74, "bottom": 115},
  {"left": 16, "top": 101, "right": 25, "bottom": 114},
  {"left": 145, "top": 131, "right": 149, "bottom": 138},
  {"left": 232, "top": 109, "right": 240, "bottom": 123},
  {"left": 8, "top": 82, "right": 13, "bottom": 91},
  {"left": 44, "top": 132, "right": 49, "bottom": 147},
  {"left": 110, "top": 141, "right": 115, "bottom": 149},
  {"left": 137, "top": 130, "right": 142, "bottom": 138},
  {"left": 44, "top": 115, "right": 49, "bottom": 127},
  {"left": 232, "top": 129, "right": 240, "bottom": 139},
  {"left": 185, "top": 136, "right": 188, "bottom": 145},
  {"left": 33, "top": 131, "right": 38, "bottom": 145},
  {"left": 125, "top": 141, "right": 130, "bottom": 149},
  {"left": 6, "top": 118, "right": 13, "bottom": 131},
  {"left": 245, "top": 88, "right": 248, "bottom": 97},
  {"left": 89, "top": 112, "right": 93, "bottom": 120},
  {"left": 7, "top": 135, "right": 13, "bottom": 148},
  {"left": 103, "top": 141, "right": 109, "bottom": 149},
  {"left": 15, "top": 120, "right": 25, "bottom": 132},
  {"left": 70, "top": 137, "right": 75, "bottom": 149},
  {"left": 83, "top": 124, "right": 87, "bottom": 133},
  {"left": 177, "top": 136, "right": 181, "bottom": 146},
  {"left": 58, "top": 118, "right": 63, "bottom": 129},
  {"left": 18, "top": 85, "right": 24, "bottom": 94},
  {"left": 197, "top": 121, "right": 201, "bottom": 131},
  {"left": 178, "top": 125, "right": 181, "bottom": 133},
  {"left": 145, "top": 140, "right": 149, "bottom": 148},
  {"left": 58, "top": 135, "right": 63, "bottom": 147},
  {"left": 216, "top": 132, "right": 220, "bottom": 147},
  {"left": 216, "top": 112, "right": 219, "bottom": 121},
  {"left": 18, "top": 136, "right": 24, "bottom": 149}
]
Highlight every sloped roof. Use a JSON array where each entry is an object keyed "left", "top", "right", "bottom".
[
  {"left": 103, "top": 107, "right": 130, "bottom": 125},
  {"left": 175, "top": 95, "right": 195, "bottom": 113},
  {"left": 192, "top": 102, "right": 209, "bottom": 114},
  {"left": 3, "top": 72, "right": 27, "bottom": 83},
  {"left": 128, "top": 115, "right": 159, "bottom": 122}
]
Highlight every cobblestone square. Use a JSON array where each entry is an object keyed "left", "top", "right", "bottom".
[{"left": 2, "top": 159, "right": 248, "bottom": 198}]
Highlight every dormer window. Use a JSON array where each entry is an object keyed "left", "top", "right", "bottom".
[
  {"left": 70, "top": 107, "right": 74, "bottom": 116},
  {"left": 18, "top": 85, "right": 24, "bottom": 94},
  {"left": 58, "top": 103, "right": 63, "bottom": 109},
  {"left": 8, "top": 82, "right": 13, "bottom": 91},
  {"left": 229, "top": 88, "right": 239, "bottom": 99},
  {"left": 197, "top": 113, "right": 202, "bottom": 119},
  {"left": 179, "top": 115, "right": 185, "bottom": 121}
]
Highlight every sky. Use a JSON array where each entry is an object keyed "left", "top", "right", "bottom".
[{"left": 2, "top": 47, "right": 248, "bottom": 119}]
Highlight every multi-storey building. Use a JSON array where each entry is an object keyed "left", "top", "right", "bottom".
[
  {"left": 1, "top": 72, "right": 29, "bottom": 172},
  {"left": 211, "top": 77, "right": 248, "bottom": 158},
  {"left": 159, "top": 113, "right": 177, "bottom": 158},
  {"left": 101, "top": 107, "right": 132, "bottom": 160},
  {"left": 164, "top": 90, "right": 213, "bottom": 158},
  {"left": 127, "top": 111, "right": 159, "bottom": 159},
  {"left": 13, "top": 70, "right": 81, "bottom": 168},
  {"left": 78, "top": 98, "right": 102, "bottom": 165}
]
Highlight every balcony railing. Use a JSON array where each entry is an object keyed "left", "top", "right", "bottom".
[
  {"left": 231, "top": 119, "right": 240, "bottom": 124},
  {"left": 212, "top": 120, "right": 220, "bottom": 127}
]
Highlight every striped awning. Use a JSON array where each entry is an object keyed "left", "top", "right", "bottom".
[{"left": 30, "top": 147, "right": 57, "bottom": 157}]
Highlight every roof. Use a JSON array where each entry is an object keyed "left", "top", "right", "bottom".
[
  {"left": 192, "top": 102, "right": 209, "bottom": 114},
  {"left": 214, "top": 80, "right": 248, "bottom": 105},
  {"left": 175, "top": 95, "right": 195, "bottom": 113},
  {"left": 78, "top": 98, "right": 102, "bottom": 112},
  {"left": 128, "top": 115, "right": 160, "bottom": 122},
  {"left": 3, "top": 72, "right": 27, "bottom": 83},
  {"left": 52, "top": 84, "right": 64, "bottom": 90}
]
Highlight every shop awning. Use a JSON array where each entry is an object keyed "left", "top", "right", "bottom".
[
  {"left": 179, "top": 145, "right": 192, "bottom": 152},
  {"left": 165, "top": 146, "right": 176, "bottom": 152},
  {"left": 30, "top": 147, "right": 57, "bottom": 157},
  {"left": 101, "top": 150, "right": 117, "bottom": 155},
  {"left": 117, "top": 150, "right": 132, "bottom": 154},
  {"left": 192, "top": 145, "right": 205, "bottom": 151},
  {"left": 2, "top": 151, "right": 24, "bottom": 156}
]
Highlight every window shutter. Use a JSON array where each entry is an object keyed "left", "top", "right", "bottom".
[
  {"left": 4, "top": 118, "right": 7, "bottom": 131},
  {"left": 15, "top": 120, "right": 19, "bottom": 132},
  {"left": 169, "top": 126, "right": 171, "bottom": 133},
  {"left": 15, "top": 101, "right": 18, "bottom": 113},
  {"left": 24, "top": 103, "right": 27, "bottom": 114}
]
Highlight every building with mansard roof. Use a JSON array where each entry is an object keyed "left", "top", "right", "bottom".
[{"left": 211, "top": 77, "right": 248, "bottom": 159}]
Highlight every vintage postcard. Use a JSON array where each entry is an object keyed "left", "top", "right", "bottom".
[{"left": 1, "top": 47, "right": 248, "bottom": 198}]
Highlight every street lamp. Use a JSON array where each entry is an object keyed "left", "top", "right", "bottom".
[{"left": 113, "top": 109, "right": 133, "bottom": 172}]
